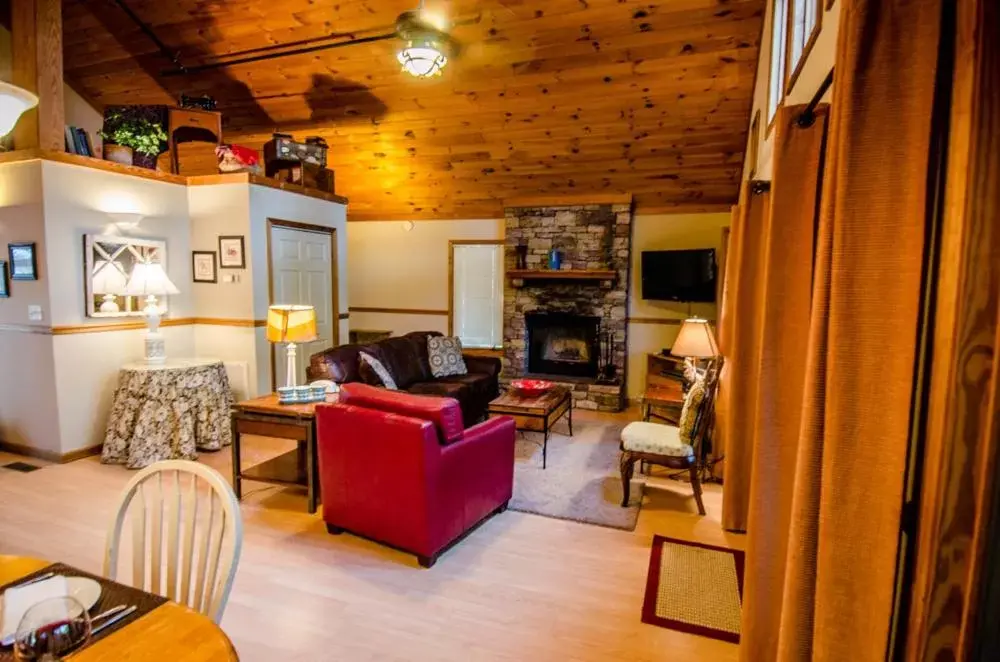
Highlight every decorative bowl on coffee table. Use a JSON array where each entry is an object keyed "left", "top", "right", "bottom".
[{"left": 511, "top": 379, "right": 553, "bottom": 398}]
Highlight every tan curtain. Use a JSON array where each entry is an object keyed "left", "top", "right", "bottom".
[
  {"left": 733, "top": 0, "right": 945, "bottom": 659},
  {"left": 714, "top": 202, "right": 744, "bottom": 483},
  {"left": 739, "top": 103, "right": 828, "bottom": 661},
  {"left": 719, "top": 184, "right": 771, "bottom": 532}
]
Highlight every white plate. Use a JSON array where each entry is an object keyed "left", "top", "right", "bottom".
[
  {"left": 65, "top": 577, "right": 102, "bottom": 612},
  {"left": 0, "top": 576, "right": 101, "bottom": 645}
]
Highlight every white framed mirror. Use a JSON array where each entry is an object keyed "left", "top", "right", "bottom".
[{"left": 84, "top": 234, "right": 169, "bottom": 318}]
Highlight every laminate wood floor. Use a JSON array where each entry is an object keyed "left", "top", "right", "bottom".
[{"left": 0, "top": 409, "right": 744, "bottom": 661}]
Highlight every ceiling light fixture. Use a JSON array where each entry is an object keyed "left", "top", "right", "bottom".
[
  {"left": 0, "top": 81, "right": 39, "bottom": 137},
  {"left": 397, "top": 37, "right": 448, "bottom": 78}
]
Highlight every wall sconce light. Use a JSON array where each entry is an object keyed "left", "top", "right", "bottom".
[{"left": 106, "top": 212, "right": 144, "bottom": 232}]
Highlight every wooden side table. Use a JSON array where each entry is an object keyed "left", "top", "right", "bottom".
[
  {"left": 102, "top": 358, "right": 232, "bottom": 469},
  {"left": 643, "top": 352, "right": 686, "bottom": 424},
  {"left": 230, "top": 393, "right": 336, "bottom": 514}
]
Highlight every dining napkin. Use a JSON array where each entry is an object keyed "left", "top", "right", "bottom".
[{"left": 1, "top": 576, "right": 70, "bottom": 645}]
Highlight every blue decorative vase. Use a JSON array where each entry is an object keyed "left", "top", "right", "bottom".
[{"left": 548, "top": 248, "right": 562, "bottom": 270}]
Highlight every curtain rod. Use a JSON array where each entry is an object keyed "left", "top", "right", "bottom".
[{"left": 797, "top": 69, "right": 834, "bottom": 128}]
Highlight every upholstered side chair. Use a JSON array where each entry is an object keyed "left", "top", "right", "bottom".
[{"left": 619, "top": 371, "right": 718, "bottom": 516}]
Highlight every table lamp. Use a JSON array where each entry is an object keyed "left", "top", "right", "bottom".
[
  {"left": 267, "top": 305, "right": 317, "bottom": 388},
  {"left": 670, "top": 317, "right": 720, "bottom": 377},
  {"left": 126, "top": 261, "right": 180, "bottom": 364},
  {"left": 93, "top": 260, "right": 128, "bottom": 313}
]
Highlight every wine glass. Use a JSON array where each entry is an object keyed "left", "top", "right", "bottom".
[{"left": 12, "top": 596, "right": 92, "bottom": 661}]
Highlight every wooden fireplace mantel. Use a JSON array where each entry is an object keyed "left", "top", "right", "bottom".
[{"left": 507, "top": 269, "right": 617, "bottom": 288}]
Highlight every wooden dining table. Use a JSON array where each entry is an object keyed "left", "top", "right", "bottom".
[{"left": 0, "top": 556, "right": 238, "bottom": 661}]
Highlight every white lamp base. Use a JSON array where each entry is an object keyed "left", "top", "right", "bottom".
[
  {"left": 285, "top": 342, "right": 298, "bottom": 388},
  {"left": 142, "top": 295, "right": 166, "bottom": 364},
  {"left": 99, "top": 294, "right": 120, "bottom": 313}
]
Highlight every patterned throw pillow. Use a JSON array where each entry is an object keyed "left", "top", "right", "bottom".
[
  {"left": 678, "top": 378, "right": 707, "bottom": 445},
  {"left": 358, "top": 352, "right": 398, "bottom": 390},
  {"left": 427, "top": 336, "right": 468, "bottom": 378}
]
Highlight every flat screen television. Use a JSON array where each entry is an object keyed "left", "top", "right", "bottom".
[{"left": 641, "top": 249, "right": 717, "bottom": 302}]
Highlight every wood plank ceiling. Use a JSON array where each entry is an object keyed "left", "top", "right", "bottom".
[{"left": 62, "top": 0, "right": 764, "bottom": 220}]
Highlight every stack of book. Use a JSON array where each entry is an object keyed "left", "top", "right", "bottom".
[{"left": 64, "top": 126, "right": 96, "bottom": 157}]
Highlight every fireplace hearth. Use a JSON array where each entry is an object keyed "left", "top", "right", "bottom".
[{"left": 526, "top": 312, "right": 600, "bottom": 378}]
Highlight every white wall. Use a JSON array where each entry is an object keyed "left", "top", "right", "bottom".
[
  {"left": 247, "top": 185, "right": 349, "bottom": 395},
  {"left": 0, "top": 161, "right": 58, "bottom": 453},
  {"left": 0, "top": 161, "right": 47, "bottom": 325},
  {"left": 0, "top": 160, "right": 348, "bottom": 457},
  {"left": 347, "top": 219, "right": 503, "bottom": 336},
  {"left": 41, "top": 161, "right": 194, "bottom": 326},
  {"left": 187, "top": 185, "right": 261, "bottom": 395},
  {"left": 0, "top": 331, "right": 60, "bottom": 454},
  {"left": 745, "top": 1, "right": 840, "bottom": 179},
  {"left": 188, "top": 185, "right": 252, "bottom": 319},
  {"left": 40, "top": 161, "right": 195, "bottom": 453}
]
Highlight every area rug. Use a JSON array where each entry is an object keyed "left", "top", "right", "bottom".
[
  {"left": 641, "top": 535, "right": 745, "bottom": 643},
  {"left": 508, "top": 419, "right": 642, "bottom": 530}
]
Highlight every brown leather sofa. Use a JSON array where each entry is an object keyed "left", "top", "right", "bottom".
[{"left": 306, "top": 331, "right": 501, "bottom": 427}]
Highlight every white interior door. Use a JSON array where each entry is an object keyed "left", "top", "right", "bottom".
[{"left": 270, "top": 225, "right": 334, "bottom": 387}]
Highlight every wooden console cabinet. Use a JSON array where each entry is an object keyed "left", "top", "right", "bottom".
[{"left": 642, "top": 352, "right": 686, "bottom": 423}]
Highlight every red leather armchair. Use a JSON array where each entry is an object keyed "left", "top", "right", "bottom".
[{"left": 315, "top": 383, "right": 516, "bottom": 567}]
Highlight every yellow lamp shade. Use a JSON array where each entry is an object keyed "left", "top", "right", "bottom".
[
  {"left": 671, "top": 318, "right": 719, "bottom": 358},
  {"left": 267, "top": 305, "right": 317, "bottom": 344}
]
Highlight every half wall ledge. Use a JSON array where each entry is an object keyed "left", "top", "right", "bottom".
[{"left": 0, "top": 149, "right": 349, "bottom": 205}]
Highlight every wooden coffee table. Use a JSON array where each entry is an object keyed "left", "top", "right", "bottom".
[
  {"left": 230, "top": 393, "right": 337, "bottom": 514},
  {"left": 487, "top": 386, "right": 572, "bottom": 469}
]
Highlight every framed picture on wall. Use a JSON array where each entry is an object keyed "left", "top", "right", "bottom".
[
  {"left": 8, "top": 242, "right": 37, "bottom": 280},
  {"left": 218, "top": 236, "right": 246, "bottom": 269},
  {"left": 192, "top": 251, "right": 218, "bottom": 283},
  {"left": 0, "top": 260, "right": 8, "bottom": 297}
]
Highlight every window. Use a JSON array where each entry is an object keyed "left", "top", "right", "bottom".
[
  {"left": 767, "top": 0, "right": 789, "bottom": 126},
  {"left": 787, "top": 0, "right": 822, "bottom": 91},
  {"left": 450, "top": 242, "right": 503, "bottom": 349}
]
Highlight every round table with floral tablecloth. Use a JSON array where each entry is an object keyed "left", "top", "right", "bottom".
[{"left": 101, "top": 358, "right": 233, "bottom": 469}]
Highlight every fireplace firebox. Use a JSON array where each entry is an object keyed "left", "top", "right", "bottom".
[{"left": 526, "top": 312, "right": 601, "bottom": 378}]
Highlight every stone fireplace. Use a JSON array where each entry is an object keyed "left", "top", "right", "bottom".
[
  {"left": 502, "top": 202, "right": 633, "bottom": 411},
  {"left": 526, "top": 311, "right": 600, "bottom": 378}
]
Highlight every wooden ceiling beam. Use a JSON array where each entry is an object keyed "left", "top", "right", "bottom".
[{"left": 13, "top": 0, "right": 64, "bottom": 150}]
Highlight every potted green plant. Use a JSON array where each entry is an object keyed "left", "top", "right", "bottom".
[{"left": 100, "top": 112, "right": 168, "bottom": 170}]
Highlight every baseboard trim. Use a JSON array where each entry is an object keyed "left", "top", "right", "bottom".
[{"left": 0, "top": 440, "right": 102, "bottom": 464}]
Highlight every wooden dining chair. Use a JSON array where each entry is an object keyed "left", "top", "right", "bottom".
[{"left": 104, "top": 460, "right": 243, "bottom": 624}]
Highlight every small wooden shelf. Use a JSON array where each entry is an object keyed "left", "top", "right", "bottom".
[{"left": 508, "top": 269, "right": 617, "bottom": 288}]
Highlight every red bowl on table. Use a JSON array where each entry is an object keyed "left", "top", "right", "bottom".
[{"left": 510, "top": 379, "right": 553, "bottom": 398}]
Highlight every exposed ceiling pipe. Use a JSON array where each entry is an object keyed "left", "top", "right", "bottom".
[
  {"left": 109, "top": 0, "right": 477, "bottom": 78},
  {"left": 160, "top": 33, "right": 397, "bottom": 77},
  {"left": 109, "top": 0, "right": 188, "bottom": 74}
]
